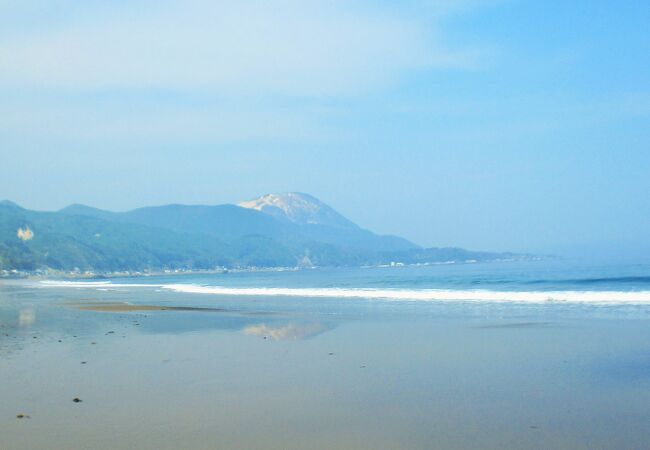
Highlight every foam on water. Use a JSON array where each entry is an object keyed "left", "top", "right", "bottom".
[{"left": 38, "top": 281, "right": 650, "bottom": 305}]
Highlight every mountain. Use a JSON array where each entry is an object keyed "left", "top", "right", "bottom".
[
  {"left": 60, "top": 203, "right": 290, "bottom": 242},
  {"left": 0, "top": 200, "right": 21, "bottom": 208},
  {"left": 0, "top": 201, "right": 233, "bottom": 271},
  {"left": 60, "top": 193, "right": 417, "bottom": 252},
  {"left": 0, "top": 194, "right": 527, "bottom": 273},
  {"left": 238, "top": 192, "right": 358, "bottom": 229}
]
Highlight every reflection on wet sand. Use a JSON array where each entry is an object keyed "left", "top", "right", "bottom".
[
  {"left": 69, "top": 302, "right": 228, "bottom": 313},
  {"left": 476, "top": 321, "right": 553, "bottom": 329},
  {"left": 19, "top": 308, "right": 35, "bottom": 328},
  {"left": 244, "top": 322, "right": 328, "bottom": 340}
]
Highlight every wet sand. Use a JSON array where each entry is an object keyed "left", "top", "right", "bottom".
[
  {"left": 3, "top": 281, "right": 650, "bottom": 449},
  {"left": 69, "top": 302, "right": 229, "bottom": 313}
]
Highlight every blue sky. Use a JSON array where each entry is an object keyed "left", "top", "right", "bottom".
[{"left": 1, "top": 0, "right": 649, "bottom": 255}]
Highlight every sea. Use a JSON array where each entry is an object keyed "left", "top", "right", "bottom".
[{"left": 38, "top": 257, "right": 650, "bottom": 313}]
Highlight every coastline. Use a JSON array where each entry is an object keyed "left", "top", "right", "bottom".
[
  {"left": 0, "top": 256, "right": 546, "bottom": 282},
  {"left": 0, "top": 266, "right": 300, "bottom": 282}
]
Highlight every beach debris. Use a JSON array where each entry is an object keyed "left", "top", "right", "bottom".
[
  {"left": 16, "top": 413, "right": 30, "bottom": 419},
  {"left": 73, "top": 397, "right": 83, "bottom": 403}
]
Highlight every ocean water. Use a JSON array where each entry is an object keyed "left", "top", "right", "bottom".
[
  {"left": 3, "top": 259, "right": 650, "bottom": 449},
  {"left": 39, "top": 258, "right": 650, "bottom": 312}
]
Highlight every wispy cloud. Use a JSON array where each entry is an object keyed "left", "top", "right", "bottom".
[
  {"left": 0, "top": 0, "right": 483, "bottom": 96},
  {"left": 0, "top": 95, "right": 329, "bottom": 143},
  {"left": 0, "top": 1, "right": 494, "bottom": 145}
]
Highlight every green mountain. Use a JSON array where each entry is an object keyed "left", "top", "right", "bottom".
[
  {"left": 0, "top": 193, "right": 524, "bottom": 273},
  {"left": 59, "top": 203, "right": 291, "bottom": 243},
  {"left": 59, "top": 193, "right": 417, "bottom": 252},
  {"left": 0, "top": 201, "right": 231, "bottom": 271}
]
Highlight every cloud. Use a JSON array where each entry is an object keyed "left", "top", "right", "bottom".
[
  {"left": 0, "top": 0, "right": 481, "bottom": 96},
  {"left": 0, "top": 1, "right": 491, "bottom": 144},
  {"left": 0, "top": 96, "right": 327, "bottom": 143}
]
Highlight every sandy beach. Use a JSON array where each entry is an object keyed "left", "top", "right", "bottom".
[{"left": 3, "top": 272, "right": 650, "bottom": 449}]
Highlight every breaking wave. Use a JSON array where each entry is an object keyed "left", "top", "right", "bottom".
[{"left": 38, "top": 281, "right": 650, "bottom": 305}]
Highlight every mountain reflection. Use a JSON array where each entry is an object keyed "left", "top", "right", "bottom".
[
  {"left": 244, "top": 322, "right": 328, "bottom": 340},
  {"left": 19, "top": 308, "right": 35, "bottom": 328}
]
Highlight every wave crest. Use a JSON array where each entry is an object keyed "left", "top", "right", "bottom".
[
  {"left": 160, "top": 285, "right": 650, "bottom": 304},
  {"left": 38, "top": 281, "right": 650, "bottom": 305}
]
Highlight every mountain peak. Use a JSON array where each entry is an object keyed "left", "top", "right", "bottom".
[
  {"left": 238, "top": 192, "right": 358, "bottom": 229},
  {"left": 60, "top": 203, "right": 93, "bottom": 212},
  {"left": 59, "top": 203, "right": 107, "bottom": 215},
  {"left": 0, "top": 200, "right": 21, "bottom": 209}
]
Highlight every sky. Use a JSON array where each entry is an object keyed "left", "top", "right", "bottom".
[{"left": 1, "top": 0, "right": 649, "bottom": 256}]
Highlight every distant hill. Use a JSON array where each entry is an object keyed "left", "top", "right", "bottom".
[
  {"left": 0, "top": 201, "right": 233, "bottom": 271},
  {"left": 60, "top": 193, "right": 417, "bottom": 252},
  {"left": 0, "top": 193, "right": 528, "bottom": 273},
  {"left": 60, "top": 203, "right": 290, "bottom": 242}
]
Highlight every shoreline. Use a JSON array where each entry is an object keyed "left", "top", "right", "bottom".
[
  {"left": 0, "top": 257, "right": 544, "bottom": 282},
  {"left": 0, "top": 266, "right": 302, "bottom": 282}
]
